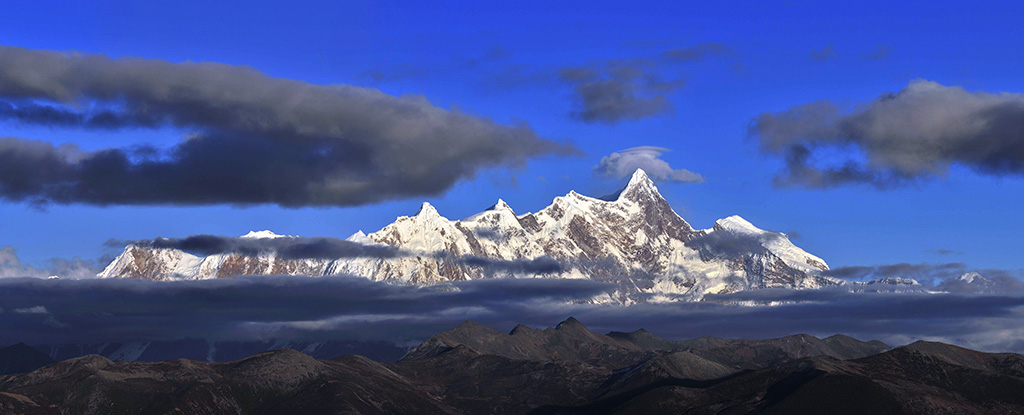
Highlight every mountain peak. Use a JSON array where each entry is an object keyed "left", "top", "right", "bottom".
[
  {"left": 714, "top": 215, "right": 762, "bottom": 234},
  {"left": 627, "top": 168, "right": 653, "bottom": 187},
  {"left": 555, "top": 317, "right": 588, "bottom": 332},
  {"left": 487, "top": 199, "right": 514, "bottom": 214},
  {"left": 958, "top": 272, "right": 987, "bottom": 283},
  {"left": 414, "top": 202, "right": 441, "bottom": 219},
  {"left": 509, "top": 324, "right": 532, "bottom": 335},
  {"left": 600, "top": 168, "right": 662, "bottom": 202},
  {"left": 346, "top": 230, "right": 371, "bottom": 244},
  {"left": 240, "top": 230, "right": 287, "bottom": 239}
]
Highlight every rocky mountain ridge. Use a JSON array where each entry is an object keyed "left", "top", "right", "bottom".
[
  {"left": 3, "top": 319, "right": 1022, "bottom": 415},
  {"left": 99, "top": 169, "right": 837, "bottom": 301}
]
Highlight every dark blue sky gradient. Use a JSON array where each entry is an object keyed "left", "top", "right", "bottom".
[{"left": 2, "top": 0, "right": 1023, "bottom": 271}]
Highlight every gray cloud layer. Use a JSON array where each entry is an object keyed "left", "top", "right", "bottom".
[
  {"left": 2, "top": 276, "right": 1024, "bottom": 353},
  {"left": 750, "top": 80, "right": 1024, "bottom": 188},
  {"left": 593, "top": 146, "right": 704, "bottom": 183},
  {"left": 0, "top": 45, "right": 576, "bottom": 207}
]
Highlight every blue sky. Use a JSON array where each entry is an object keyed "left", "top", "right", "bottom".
[{"left": 2, "top": 0, "right": 1023, "bottom": 272}]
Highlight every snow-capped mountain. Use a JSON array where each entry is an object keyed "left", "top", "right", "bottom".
[{"left": 99, "top": 169, "right": 838, "bottom": 301}]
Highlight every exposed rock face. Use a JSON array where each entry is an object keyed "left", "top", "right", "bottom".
[
  {"left": 6, "top": 319, "right": 1020, "bottom": 415},
  {"left": 98, "top": 169, "right": 836, "bottom": 301}
]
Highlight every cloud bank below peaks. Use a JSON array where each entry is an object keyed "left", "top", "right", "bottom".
[{"left": 2, "top": 275, "right": 1024, "bottom": 353}]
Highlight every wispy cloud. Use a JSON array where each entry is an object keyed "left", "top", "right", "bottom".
[
  {"left": 558, "top": 59, "right": 685, "bottom": 123},
  {"left": 928, "top": 248, "right": 963, "bottom": 256},
  {"left": 476, "top": 42, "right": 737, "bottom": 124},
  {"left": 862, "top": 44, "right": 891, "bottom": 61},
  {"left": 810, "top": 44, "right": 836, "bottom": 61},
  {"left": 660, "top": 42, "right": 733, "bottom": 62}
]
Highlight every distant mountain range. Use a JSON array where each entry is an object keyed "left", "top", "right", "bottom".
[
  {"left": 99, "top": 169, "right": 860, "bottom": 302},
  {"left": 3, "top": 319, "right": 1022, "bottom": 414}
]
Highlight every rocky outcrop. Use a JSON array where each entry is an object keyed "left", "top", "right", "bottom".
[{"left": 7, "top": 319, "right": 1021, "bottom": 415}]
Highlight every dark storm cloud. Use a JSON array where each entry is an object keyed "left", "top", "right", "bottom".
[
  {"left": 750, "top": 80, "right": 1024, "bottom": 188},
  {"left": 3, "top": 276, "right": 1024, "bottom": 353},
  {"left": 810, "top": 44, "right": 836, "bottom": 61},
  {"left": 0, "top": 45, "right": 577, "bottom": 207}
]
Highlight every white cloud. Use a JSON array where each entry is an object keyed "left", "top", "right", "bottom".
[
  {"left": 13, "top": 305, "right": 49, "bottom": 314},
  {"left": 594, "top": 146, "right": 704, "bottom": 183}
]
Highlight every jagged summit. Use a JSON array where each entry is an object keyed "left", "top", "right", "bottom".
[
  {"left": 555, "top": 317, "right": 588, "bottom": 332},
  {"left": 959, "top": 272, "right": 983, "bottom": 283},
  {"left": 509, "top": 324, "right": 532, "bottom": 335},
  {"left": 599, "top": 168, "right": 659, "bottom": 201},
  {"left": 486, "top": 199, "right": 514, "bottom": 213},
  {"left": 414, "top": 202, "right": 442, "bottom": 219},
  {"left": 625, "top": 168, "right": 655, "bottom": 191},
  {"left": 100, "top": 169, "right": 837, "bottom": 300},
  {"left": 346, "top": 230, "right": 371, "bottom": 244}
]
